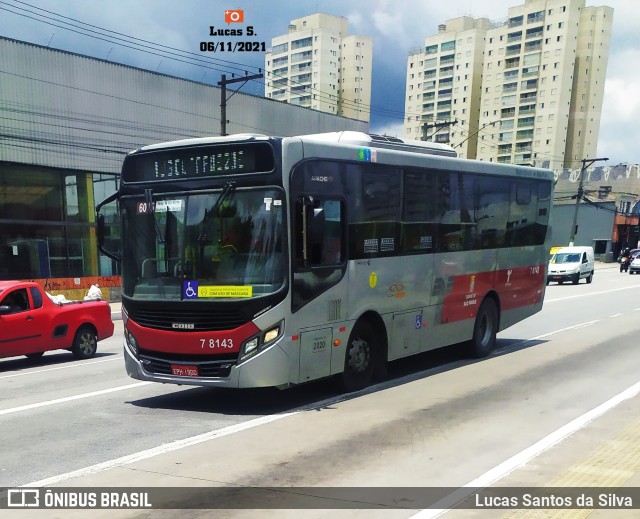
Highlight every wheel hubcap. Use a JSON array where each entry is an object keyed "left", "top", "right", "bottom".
[
  {"left": 348, "top": 337, "right": 370, "bottom": 373},
  {"left": 80, "top": 333, "right": 96, "bottom": 354}
]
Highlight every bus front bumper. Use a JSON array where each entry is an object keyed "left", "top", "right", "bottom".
[{"left": 123, "top": 338, "right": 291, "bottom": 389}]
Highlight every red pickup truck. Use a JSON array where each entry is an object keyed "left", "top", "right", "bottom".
[{"left": 0, "top": 280, "right": 114, "bottom": 361}]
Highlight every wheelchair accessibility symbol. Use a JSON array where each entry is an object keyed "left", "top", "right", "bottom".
[{"left": 183, "top": 280, "right": 198, "bottom": 299}]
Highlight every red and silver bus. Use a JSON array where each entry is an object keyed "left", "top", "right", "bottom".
[{"left": 97, "top": 131, "right": 553, "bottom": 391}]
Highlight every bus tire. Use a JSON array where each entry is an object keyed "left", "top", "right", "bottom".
[
  {"left": 340, "top": 321, "right": 377, "bottom": 392},
  {"left": 72, "top": 325, "right": 98, "bottom": 360},
  {"left": 470, "top": 298, "right": 498, "bottom": 358}
]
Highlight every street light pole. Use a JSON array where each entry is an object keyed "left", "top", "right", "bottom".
[
  {"left": 218, "top": 71, "right": 263, "bottom": 136},
  {"left": 568, "top": 157, "right": 608, "bottom": 246}
]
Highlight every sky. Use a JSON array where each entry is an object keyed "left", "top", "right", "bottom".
[{"left": 0, "top": 0, "right": 637, "bottom": 164}]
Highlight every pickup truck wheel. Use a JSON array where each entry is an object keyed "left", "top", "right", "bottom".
[
  {"left": 72, "top": 326, "right": 98, "bottom": 359},
  {"left": 25, "top": 352, "right": 44, "bottom": 360}
]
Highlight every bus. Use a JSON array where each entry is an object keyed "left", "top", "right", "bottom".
[{"left": 97, "top": 131, "right": 553, "bottom": 391}]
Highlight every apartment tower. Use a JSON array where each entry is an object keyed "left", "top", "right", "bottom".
[
  {"left": 405, "top": 0, "right": 613, "bottom": 170},
  {"left": 265, "top": 13, "right": 373, "bottom": 123},
  {"left": 404, "top": 17, "right": 495, "bottom": 159}
]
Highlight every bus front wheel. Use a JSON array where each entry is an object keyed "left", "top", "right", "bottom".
[
  {"left": 470, "top": 298, "right": 498, "bottom": 358},
  {"left": 340, "top": 321, "right": 377, "bottom": 392}
]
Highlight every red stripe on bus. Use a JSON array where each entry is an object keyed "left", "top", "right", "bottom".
[
  {"left": 440, "top": 265, "right": 545, "bottom": 324},
  {"left": 126, "top": 319, "right": 260, "bottom": 354}
]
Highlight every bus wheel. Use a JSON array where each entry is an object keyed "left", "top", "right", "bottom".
[
  {"left": 470, "top": 298, "right": 498, "bottom": 358},
  {"left": 72, "top": 326, "right": 98, "bottom": 360},
  {"left": 341, "top": 321, "right": 377, "bottom": 392}
]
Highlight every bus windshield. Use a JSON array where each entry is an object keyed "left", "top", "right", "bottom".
[{"left": 121, "top": 187, "right": 285, "bottom": 300}]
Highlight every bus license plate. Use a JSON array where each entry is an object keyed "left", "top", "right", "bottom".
[{"left": 171, "top": 365, "right": 199, "bottom": 377}]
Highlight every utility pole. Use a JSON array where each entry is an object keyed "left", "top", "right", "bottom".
[
  {"left": 569, "top": 157, "right": 608, "bottom": 246},
  {"left": 421, "top": 120, "right": 457, "bottom": 142},
  {"left": 454, "top": 120, "right": 498, "bottom": 150},
  {"left": 218, "top": 71, "right": 263, "bottom": 136}
]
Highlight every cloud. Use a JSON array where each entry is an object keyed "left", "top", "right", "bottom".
[
  {"left": 371, "top": 121, "right": 405, "bottom": 137},
  {"left": 598, "top": 46, "right": 640, "bottom": 162}
]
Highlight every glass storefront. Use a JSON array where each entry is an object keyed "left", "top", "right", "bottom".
[{"left": 0, "top": 163, "right": 119, "bottom": 280}]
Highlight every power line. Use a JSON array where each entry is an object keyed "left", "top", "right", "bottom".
[{"left": 0, "top": 1, "right": 410, "bottom": 123}]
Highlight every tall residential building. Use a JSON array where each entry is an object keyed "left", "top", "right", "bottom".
[
  {"left": 404, "top": 17, "right": 495, "bottom": 159},
  {"left": 265, "top": 13, "right": 373, "bottom": 123},
  {"left": 405, "top": 0, "right": 613, "bottom": 170}
]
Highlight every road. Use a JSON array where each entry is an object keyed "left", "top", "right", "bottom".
[{"left": 2, "top": 264, "right": 640, "bottom": 518}]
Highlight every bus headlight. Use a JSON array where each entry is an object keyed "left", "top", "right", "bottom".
[
  {"left": 245, "top": 337, "right": 259, "bottom": 355},
  {"left": 125, "top": 330, "right": 139, "bottom": 358},
  {"left": 263, "top": 325, "right": 280, "bottom": 344},
  {"left": 239, "top": 321, "right": 284, "bottom": 363}
]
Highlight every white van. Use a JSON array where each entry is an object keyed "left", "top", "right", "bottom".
[{"left": 547, "top": 246, "right": 595, "bottom": 285}]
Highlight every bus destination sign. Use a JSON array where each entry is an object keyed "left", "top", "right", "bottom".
[{"left": 122, "top": 143, "right": 275, "bottom": 183}]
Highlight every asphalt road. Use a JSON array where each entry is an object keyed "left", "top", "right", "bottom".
[{"left": 2, "top": 264, "right": 640, "bottom": 518}]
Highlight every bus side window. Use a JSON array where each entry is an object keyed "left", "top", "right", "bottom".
[{"left": 320, "top": 200, "right": 344, "bottom": 265}]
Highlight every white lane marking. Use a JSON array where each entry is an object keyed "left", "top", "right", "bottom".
[
  {"left": 610, "top": 313, "right": 623, "bottom": 318},
  {"left": 24, "top": 412, "right": 299, "bottom": 487},
  {"left": 530, "top": 320, "right": 599, "bottom": 339},
  {"left": 0, "top": 357, "right": 121, "bottom": 380},
  {"left": 546, "top": 284, "right": 640, "bottom": 303},
  {"left": 0, "top": 382, "right": 151, "bottom": 416},
  {"left": 493, "top": 320, "right": 599, "bottom": 353},
  {"left": 411, "top": 379, "right": 640, "bottom": 518}
]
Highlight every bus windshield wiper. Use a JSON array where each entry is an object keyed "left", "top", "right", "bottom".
[
  {"left": 198, "top": 181, "right": 236, "bottom": 248},
  {"left": 145, "top": 188, "right": 165, "bottom": 243}
]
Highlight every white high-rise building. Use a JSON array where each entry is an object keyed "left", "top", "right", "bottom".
[
  {"left": 405, "top": 17, "right": 495, "bottom": 159},
  {"left": 405, "top": 0, "right": 613, "bottom": 170},
  {"left": 265, "top": 13, "right": 372, "bottom": 123}
]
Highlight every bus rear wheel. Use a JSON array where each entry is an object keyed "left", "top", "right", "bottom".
[
  {"left": 340, "top": 321, "right": 377, "bottom": 392},
  {"left": 470, "top": 298, "right": 498, "bottom": 358}
]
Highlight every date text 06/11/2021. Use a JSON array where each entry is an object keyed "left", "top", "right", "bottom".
[{"left": 200, "top": 41, "right": 266, "bottom": 52}]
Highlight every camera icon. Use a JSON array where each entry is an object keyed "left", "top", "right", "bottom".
[
  {"left": 7, "top": 489, "right": 40, "bottom": 507},
  {"left": 224, "top": 9, "right": 244, "bottom": 24}
]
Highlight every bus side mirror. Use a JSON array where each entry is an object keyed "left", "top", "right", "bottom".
[
  {"left": 97, "top": 213, "right": 106, "bottom": 247},
  {"left": 96, "top": 192, "right": 121, "bottom": 262}
]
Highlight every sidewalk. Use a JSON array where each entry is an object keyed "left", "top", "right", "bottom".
[
  {"left": 595, "top": 260, "right": 618, "bottom": 269},
  {"left": 109, "top": 302, "right": 122, "bottom": 321}
]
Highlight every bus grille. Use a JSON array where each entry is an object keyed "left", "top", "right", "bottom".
[
  {"left": 139, "top": 350, "right": 237, "bottom": 378},
  {"left": 128, "top": 306, "right": 247, "bottom": 331}
]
